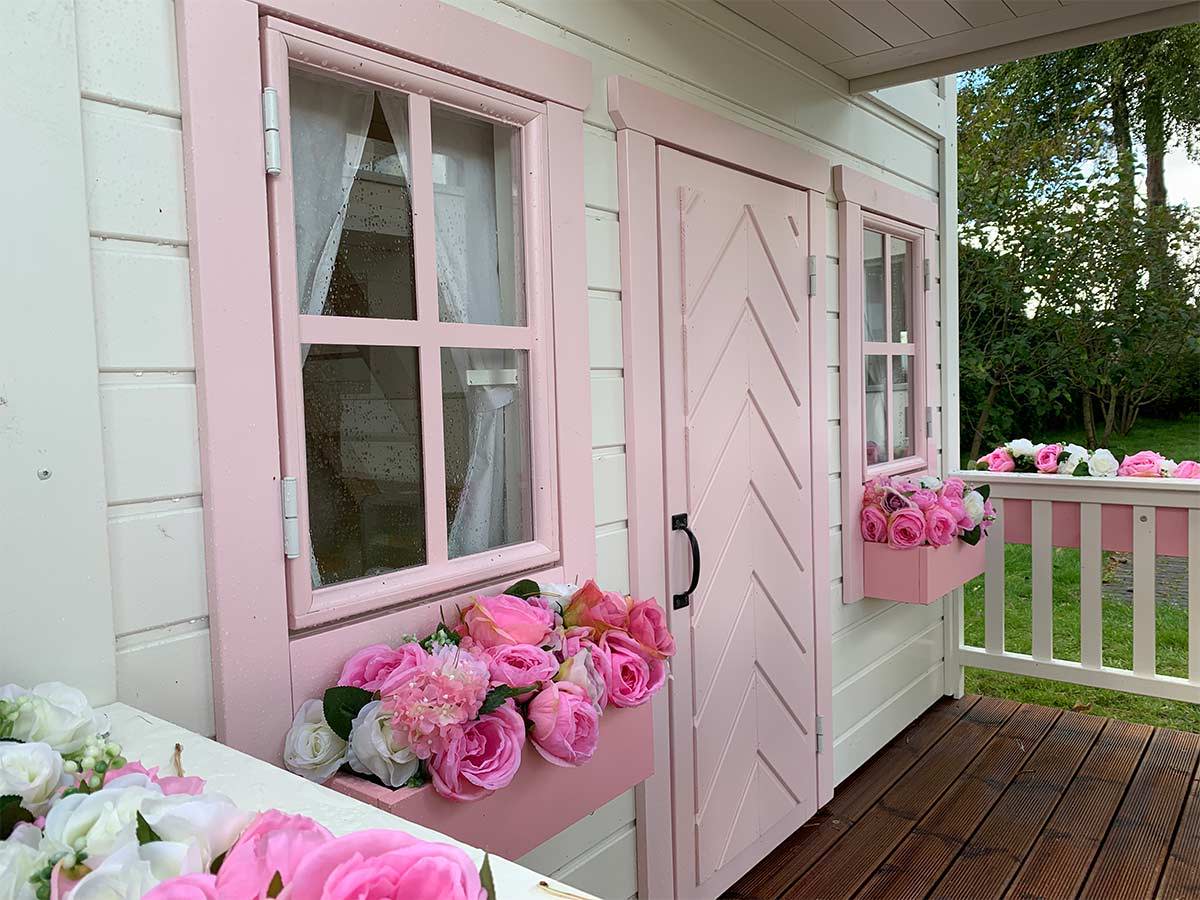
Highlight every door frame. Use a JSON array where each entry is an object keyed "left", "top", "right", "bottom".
[{"left": 608, "top": 76, "right": 832, "bottom": 899}]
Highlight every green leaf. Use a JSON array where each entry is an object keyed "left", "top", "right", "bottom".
[
  {"left": 976, "top": 484, "right": 991, "bottom": 501},
  {"left": 209, "top": 850, "right": 227, "bottom": 875},
  {"left": 959, "top": 525, "right": 983, "bottom": 546},
  {"left": 479, "top": 685, "right": 537, "bottom": 715},
  {"left": 267, "top": 872, "right": 285, "bottom": 898},
  {"left": 418, "top": 623, "right": 462, "bottom": 652},
  {"left": 0, "top": 795, "right": 34, "bottom": 841},
  {"left": 1071, "top": 459, "right": 1090, "bottom": 477},
  {"left": 323, "top": 686, "right": 374, "bottom": 741},
  {"left": 502, "top": 578, "right": 542, "bottom": 600},
  {"left": 136, "top": 811, "right": 161, "bottom": 845},
  {"left": 480, "top": 853, "right": 497, "bottom": 900},
  {"left": 403, "top": 764, "right": 430, "bottom": 789}
]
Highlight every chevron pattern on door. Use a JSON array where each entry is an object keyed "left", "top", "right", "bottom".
[{"left": 661, "top": 149, "right": 817, "bottom": 888}]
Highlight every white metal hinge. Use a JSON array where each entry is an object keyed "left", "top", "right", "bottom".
[
  {"left": 807, "top": 255, "right": 817, "bottom": 298},
  {"left": 281, "top": 476, "right": 300, "bottom": 559},
  {"left": 262, "top": 88, "right": 282, "bottom": 176},
  {"left": 815, "top": 714, "right": 824, "bottom": 753},
  {"left": 926, "top": 406, "right": 934, "bottom": 438},
  {"left": 923, "top": 257, "right": 931, "bottom": 292}
]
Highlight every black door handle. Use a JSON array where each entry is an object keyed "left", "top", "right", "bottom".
[{"left": 672, "top": 513, "right": 701, "bottom": 610}]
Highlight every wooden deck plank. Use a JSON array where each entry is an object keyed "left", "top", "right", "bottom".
[
  {"left": 929, "top": 710, "right": 1107, "bottom": 899},
  {"left": 1159, "top": 762, "right": 1200, "bottom": 899},
  {"left": 856, "top": 703, "right": 1061, "bottom": 899},
  {"left": 726, "top": 695, "right": 980, "bottom": 899},
  {"left": 1006, "top": 718, "right": 1155, "bottom": 900},
  {"left": 1080, "top": 727, "right": 1200, "bottom": 900},
  {"left": 779, "top": 696, "right": 1021, "bottom": 899}
]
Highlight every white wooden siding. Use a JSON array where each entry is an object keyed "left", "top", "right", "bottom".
[{"left": 36, "top": 1, "right": 952, "bottom": 896}]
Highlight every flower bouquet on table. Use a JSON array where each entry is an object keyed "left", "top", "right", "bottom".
[
  {"left": 860, "top": 474, "right": 995, "bottom": 549},
  {"left": 285, "top": 580, "right": 676, "bottom": 802},
  {"left": 976, "top": 439, "right": 1200, "bottom": 479},
  {"left": 0, "top": 682, "right": 496, "bottom": 900}
]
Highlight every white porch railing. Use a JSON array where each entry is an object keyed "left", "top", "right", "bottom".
[{"left": 952, "top": 472, "right": 1199, "bottom": 703}]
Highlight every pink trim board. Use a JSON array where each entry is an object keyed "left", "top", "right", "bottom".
[
  {"left": 863, "top": 539, "right": 986, "bottom": 606},
  {"left": 1002, "top": 501, "right": 1189, "bottom": 558}
]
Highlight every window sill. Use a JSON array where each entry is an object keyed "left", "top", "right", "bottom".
[{"left": 866, "top": 456, "right": 930, "bottom": 481}]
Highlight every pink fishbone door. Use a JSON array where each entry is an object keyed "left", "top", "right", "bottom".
[{"left": 658, "top": 147, "right": 818, "bottom": 898}]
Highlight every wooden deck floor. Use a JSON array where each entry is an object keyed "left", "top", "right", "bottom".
[{"left": 728, "top": 695, "right": 1200, "bottom": 899}]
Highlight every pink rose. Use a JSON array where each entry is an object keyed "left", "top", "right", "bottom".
[
  {"left": 860, "top": 506, "right": 888, "bottom": 543},
  {"left": 626, "top": 598, "right": 676, "bottom": 659},
  {"left": 598, "top": 630, "right": 665, "bottom": 708},
  {"left": 909, "top": 488, "right": 938, "bottom": 510},
  {"left": 941, "top": 477, "right": 966, "bottom": 500},
  {"left": 428, "top": 703, "right": 525, "bottom": 802},
  {"left": 1173, "top": 460, "right": 1200, "bottom": 479},
  {"left": 1118, "top": 449, "right": 1165, "bottom": 478},
  {"left": 144, "top": 874, "right": 221, "bottom": 900},
  {"left": 215, "top": 810, "right": 332, "bottom": 898},
  {"left": 340, "top": 642, "right": 428, "bottom": 692},
  {"left": 938, "top": 493, "right": 966, "bottom": 522},
  {"left": 277, "top": 830, "right": 485, "bottom": 900},
  {"left": 924, "top": 506, "right": 958, "bottom": 547},
  {"left": 561, "top": 580, "right": 631, "bottom": 634},
  {"left": 527, "top": 681, "right": 600, "bottom": 768},
  {"left": 462, "top": 595, "right": 554, "bottom": 648},
  {"left": 102, "top": 761, "right": 206, "bottom": 796},
  {"left": 1035, "top": 444, "right": 1063, "bottom": 474},
  {"left": 879, "top": 488, "right": 913, "bottom": 515},
  {"left": 888, "top": 508, "right": 927, "bottom": 549},
  {"left": 979, "top": 448, "right": 1015, "bottom": 472},
  {"left": 483, "top": 643, "right": 559, "bottom": 689}
]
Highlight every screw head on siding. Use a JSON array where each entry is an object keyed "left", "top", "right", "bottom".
[{"left": 36, "top": 468, "right": 51, "bottom": 480}]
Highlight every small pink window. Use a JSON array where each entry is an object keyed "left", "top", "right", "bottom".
[{"left": 261, "top": 21, "right": 571, "bottom": 628}]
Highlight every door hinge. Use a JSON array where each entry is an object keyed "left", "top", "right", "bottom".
[
  {"left": 923, "top": 257, "right": 931, "bottom": 292},
  {"left": 281, "top": 476, "right": 300, "bottom": 559},
  {"left": 262, "top": 88, "right": 282, "bottom": 176},
  {"left": 816, "top": 714, "right": 824, "bottom": 754},
  {"left": 926, "top": 405, "right": 934, "bottom": 438},
  {"left": 807, "top": 255, "right": 817, "bottom": 298}
]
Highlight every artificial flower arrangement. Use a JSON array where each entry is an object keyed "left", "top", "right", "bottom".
[
  {"left": 284, "top": 579, "right": 675, "bottom": 803},
  {"left": 0, "top": 683, "right": 496, "bottom": 900},
  {"left": 976, "top": 439, "right": 1200, "bottom": 479},
  {"left": 860, "top": 474, "right": 995, "bottom": 549}
]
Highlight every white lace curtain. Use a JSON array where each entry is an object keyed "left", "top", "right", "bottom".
[{"left": 290, "top": 74, "right": 515, "bottom": 585}]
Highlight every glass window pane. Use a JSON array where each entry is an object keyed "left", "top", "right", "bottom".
[
  {"left": 291, "top": 72, "right": 416, "bottom": 320},
  {"left": 442, "top": 348, "right": 533, "bottom": 558},
  {"left": 865, "top": 354, "right": 888, "bottom": 465},
  {"left": 891, "top": 237, "right": 912, "bottom": 343},
  {"left": 303, "top": 344, "right": 424, "bottom": 587},
  {"left": 432, "top": 105, "right": 525, "bottom": 326},
  {"left": 863, "top": 230, "right": 885, "bottom": 341},
  {"left": 892, "top": 356, "right": 913, "bottom": 460}
]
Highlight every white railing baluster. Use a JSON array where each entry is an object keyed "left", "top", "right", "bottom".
[
  {"left": 1079, "top": 502, "right": 1102, "bottom": 669},
  {"left": 1189, "top": 509, "right": 1199, "bottom": 685},
  {"left": 1132, "top": 506, "right": 1156, "bottom": 677},
  {"left": 1031, "top": 500, "right": 1053, "bottom": 661},
  {"left": 985, "top": 497, "right": 1005, "bottom": 653}
]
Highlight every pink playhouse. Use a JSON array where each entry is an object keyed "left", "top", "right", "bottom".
[{"left": 3, "top": 1, "right": 1197, "bottom": 898}]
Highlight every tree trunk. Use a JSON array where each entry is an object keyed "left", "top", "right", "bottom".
[
  {"left": 1101, "top": 390, "right": 1118, "bottom": 447},
  {"left": 968, "top": 381, "right": 1001, "bottom": 462},
  {"left": 1142, "top": 83, "right": 1167, "bottom": 210},
  {"left": 1083, "top": 394, "right": 1097, "bottom": 448},
  {"left": 1111, "top": 73, "right": 1137, "bottom": 212}
]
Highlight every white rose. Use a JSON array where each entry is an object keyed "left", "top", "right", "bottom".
[
  {"left": 1088, "top": 448, "right": 1119, "bottom": 477},
  {"left": 1007, "top": 438, "right": 1036, "bottom": 458},
  {"left": 2, "top": 683, "right": 107, "bottom": 755},
  {"left": 0, "top": 741, "right": 71, "bottom": 816},
  {"left": 68, "top": 840, "right": 203, "bottom": 900},
  {"left": 139, "top": 789, "right": 252, "bottom": 867},
  {"left": 1058, "top": 444, "right": 1089, "bottom": 475},
  {"left": 917, "top": 475, "right": 943, "bottom": 491},
  {"left": 283, "top": 699, "right": 348, "bottom": 783},
  {"left": 1160, "top": 458, "right": 1178, "bottom": 476},
  {"left": 0, "top": 824, "right": 44, "bottom": 900},
  {"left": 537, "top": 582, "right": 579, "bottom": 601},
  {"left": 41, "top": 781, "right": 161, "bottom": 864},
  {"left": 347, "top": 701, "right": 419, "bottom": 789},
  {"left": 963, "top": 490, "right": 986, "bottom": 526},
  {"left": 556, "top": 649, "right": 607, "bottom": 713}
]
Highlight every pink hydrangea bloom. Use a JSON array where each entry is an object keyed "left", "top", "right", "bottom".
[{"left": 383, "top": 645, "right": 491, "bottom": 759}]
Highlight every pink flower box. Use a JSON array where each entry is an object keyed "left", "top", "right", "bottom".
[
  {"left": 325, "top": 701, "right": 653, "bottom": 860},
  {"left": 862, "top": 538, "right": 986, "bottom": 605}
]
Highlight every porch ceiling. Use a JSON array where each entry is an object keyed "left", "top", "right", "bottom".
[{"left": 714, "top": 0, "right": 1200, "bottom": 92}]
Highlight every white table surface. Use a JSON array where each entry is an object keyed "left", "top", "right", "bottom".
[{"left": 100, "top": 703, "right": 596, "bottom": 900}]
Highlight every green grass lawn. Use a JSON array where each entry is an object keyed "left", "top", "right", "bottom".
[{"left": 962, "top": 544, "right": 1198, "bottom": 732}]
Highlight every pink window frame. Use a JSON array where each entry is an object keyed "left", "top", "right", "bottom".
[
  {"left": 262, "top": 19, "right": 562, "bottom": 628},
  {"left": 834, "top": 164, "right": 940, "bottom": 604},
  {"left": 176, "top": 0, "right": 593, "bottom": 759}
]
